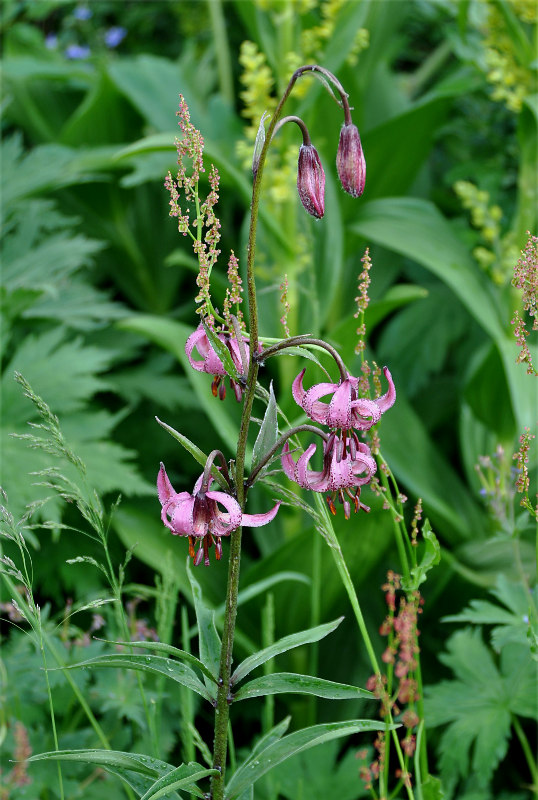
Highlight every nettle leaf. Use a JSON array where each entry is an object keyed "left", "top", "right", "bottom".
[
  {"left": 443, "top": 574, "right": 532, "bottom": 652},
  {"left": 251, "top": 380, "right": 278, "bottom": 475},
  {"left": 424, "top": 627, "right": 538, "bottom": 793},
  {"left": 232, "top": 672, "right": 373, "bottom": 702},
  {"left": 231, "top": 617, "right": 343, "bottom": 686},
  {"left": 60, "top": 653, "right": 214, "bottom": 702},
  {"left": 225, "top": 720, "right": 398, "bottom": 800}
]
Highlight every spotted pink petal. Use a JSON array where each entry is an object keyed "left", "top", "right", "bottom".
[
  {"left": 242, "top": 501, "right": 281, "bottom": 528},
  {"left": 282, "top": 441, "right": 299, "bottom": 482},
  {"left": 185, "top": 325, "right": 227, "bottom": 375},
  {"left": 157, "top": 462, "right": 175, "bottom": 504},
  {"left": 376, "top": 367, "right": 396, "bottom": 413},
  {"left": 302, "top": 381, "right": 342, "bottom": 424},
  {"left": 206, "top": 490, "right": 243, "bottom": 534},
  {"left": 326, "top": 380, "right": 354, "bottom": 429},
  {"left": 162, "top": 494, "right": 195, "bottom": 536},
  {"left": 350, "top": 398, "right": 381, "bottom": 430}
]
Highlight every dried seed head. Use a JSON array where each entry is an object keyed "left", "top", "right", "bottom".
[
  {"left": 297, "top": 144, "right": 325, "bottom": 219},
  {"left": 336, "top": 122, "right": 366, "bottom": 198}
]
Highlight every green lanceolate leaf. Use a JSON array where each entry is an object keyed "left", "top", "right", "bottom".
[
  {"left": 140, "top": 764, "right": 219, "bottom": 800},
  {"left": 225, "top": 720, "right": 398, "bottom": 799},
  {"left": 213, "top": 571, "right": 311, "bottom": 620},
  {"left": 232, "top": 672, "right": 373, "bottom": 702},
  {"left": 231, "top": 617, "right": 343, "bottom": 686},
  {"left": 187, "top": 559, "right": 222, "bottom": 691},
  {"left": 96, "top": 639, "right": 218, "bottom": 684},
  {"left": 251, "top": 380, "right": 278, "bottom": 475},
  {"left": 155, "top": 417, "right": 229, "bottom": 491},
  {"left": 59, "top": 653, "right": 214, "bottom": 702}
]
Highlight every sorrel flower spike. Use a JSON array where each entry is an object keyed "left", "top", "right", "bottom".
[
  {"left": 158, "top": 463, "right": 280, "bottom": 566},
  {"left": 282, "top": 434, "right": 376, "bottom": 518},
  {"left": 186, "top": 323, "right": 257, "bottom": 401},
  {"left": 292, "top": 366, "right": 395, "bottom": 431}
]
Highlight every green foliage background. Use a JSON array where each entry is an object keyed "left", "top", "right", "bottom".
[{"left": 0, "top": 1, "right": 536, "bottom": 799}]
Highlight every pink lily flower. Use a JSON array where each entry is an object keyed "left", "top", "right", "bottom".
[
  {"left": 282, "top": 432, "right": 376, "bottom": 518},
  {"left": 185, "top": 323, "right": 257, "bottom": 401},
  {"left": 158, "top": 463, "right": 280, "bottom": 565},
  {"left": 292, "top": 366, "right": 395, "bottom": 431}
]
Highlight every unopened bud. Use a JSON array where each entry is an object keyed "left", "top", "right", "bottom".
[
  {"left": 297, "top": 144, "right": 325, "bottom": 219},
  {"left": 336, "top": 123, "right": 366, "bottom": 198}
]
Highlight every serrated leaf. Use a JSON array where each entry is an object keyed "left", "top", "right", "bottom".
[
  {"left": 251, "top": 380, "right": 278, "bottom": 474},
  {"left": 424, "top": 627, "right": 537, "bottom": 791},
  {"left": 225, "top": 720, "right": 398, "bottom": 799},
  {"left": 60, "top": 653, "right": 214, "bottom": 702},
  {"left": 187, "top": 560, "right": 221, "bottom": 691},
  {"left": 232, "top": 672, "right": 373, "bottom": 702},
  {"left": 140, "top": 764, "right": 219, "bottom": 800},
  {"left": 231, "top": 617, "right": 343, "bottom": 686}
]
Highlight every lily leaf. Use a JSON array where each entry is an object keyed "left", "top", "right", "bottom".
[
  {"left": 232, "top": 672, "right": 373, "bottom": 702},
  {"left": 155, "top": 417, "right": 228, "bottom": 491},
  {"left": 140, "top": 764, "right": 219, "bottom": 800},
  {"left": 201, "top": 318, "right": 241, "bottom": 382},
  {"left": 231, "top": 617, "right": 343, "bottom": 686},
  {"left": 251, "top": 380, "right": 278, "bottom": 475},
  {"left": 58, "top": 653, "right": 214, "bottom": 702},
  {"left": 225, "top": 720, "right": 398, "bottom": 799},
  {"left": 95, "top": 639, "right": 217, "bottom": 684}
]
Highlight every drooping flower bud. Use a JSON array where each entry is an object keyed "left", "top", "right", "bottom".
[
  {"left": 336, "top": 123, "right": 366, "bottom": 198},
  {"left": 297, "top": 144, "right": 325, "bottom": 219}
]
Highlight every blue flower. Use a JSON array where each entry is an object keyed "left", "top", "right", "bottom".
[
  {"left": 45, "top": 33, "right": 58, "bottom": 50},
  {"left": 73, "top": 6, "right": 92, "bottom": 20},
  {"left": 104, "top": 26, "right": 127, "bottom": 48},
  {"left": 65, "top": 44, "right": 91, "bottom": 60}
]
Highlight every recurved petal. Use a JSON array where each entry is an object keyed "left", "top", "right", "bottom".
[
  {"left": 185, "top": 326, "right": 226, "bottom": 375},
  {"left": 206, "top": 490, "right": 243, "bottom": 533},
  {"left": 350, "top": 398, "right": 381, "bottom": 430},
  {"left": 376, "top": 367, "right": 396, "bottom": 413},
  {"left": 162, "top": 494, "right": 195, "bottom": 536},
  {"left": 302, "top": 381, "right": 341, "bottom": 423},
  {"left": 157, "top": 462, "right": 175, "bottom": 505},
  {"left": 295, "top": 443, "right": 320, "bottom": 488},
  {"left": 291, "top": 369, "right": 307, "bottom": 407},
  {"left": 281, "top": 441, "right": 298, "bottom": 482},
  {"left": 242, "top": 501, "right": 281, "bottom": 528}
]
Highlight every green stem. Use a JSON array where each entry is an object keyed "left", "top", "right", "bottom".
[
  {"left": 206, "top": 0, "right": 234, "bottom": 105},
  {"left": 512, "top": 713, "right": 538, "bottom": 791}
]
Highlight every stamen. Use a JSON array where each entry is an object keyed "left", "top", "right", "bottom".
[
  {"left": 218, "top": 381, "right": 226, "bottom": 400},
  {"left": 211, "top": 376, "right": 220, "bottom": 397},
  {"left": 327, "top": 496, "right": 337, "bottom": 515},
  {"left": 188, "top": 536, "right": 195, "bottom": 558}
]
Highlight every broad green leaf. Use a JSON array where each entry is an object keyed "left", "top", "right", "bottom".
[
  {"left": 187, "top": 560, "right": 222, "bottom": 690},
  {"left": 225, "top": 720, "right": 398, "bottom": 799},
  {"left": 140, "top": 765, "right": 219, "bottom": 800},
  {"left": 61, "top": 653, "right": 214, "bottom": 702},
  {"left": 232, "top": 672, "right": 373, "bottom": 702},
  {"left": 352, "top": 197, "right": 502, "bottom": 340},
  {"left": 251, "top": 380, "right": 278, "bottom": 475},
  {"left": 117, "top": 315, "right": 242, "bottom": 455},
  {"left": 231, "top": 617, "right": 343, "bottom": 685},
  {"left": 247, "top": 717, "right": 291, "bottom": 762},
  {"left": 96, "top": 639, "right": 217, "bottom": 685}
]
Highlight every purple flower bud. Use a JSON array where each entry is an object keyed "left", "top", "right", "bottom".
[
  {"left": 336, "top": 123, "right": 366, "bottom": 198},
  {"left": 297, "top": 144, "right": 325, "bottom": 219}
]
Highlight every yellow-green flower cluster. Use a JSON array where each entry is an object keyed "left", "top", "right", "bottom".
[
  {"left": 300, "top": 0, "right": 368, "bottom": 66},
  {"left": 481, "top": 0, "right": 536, "bottom": 113},
  {"left": 454, "top": 180, "right": 518, "bottom": 284}
]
